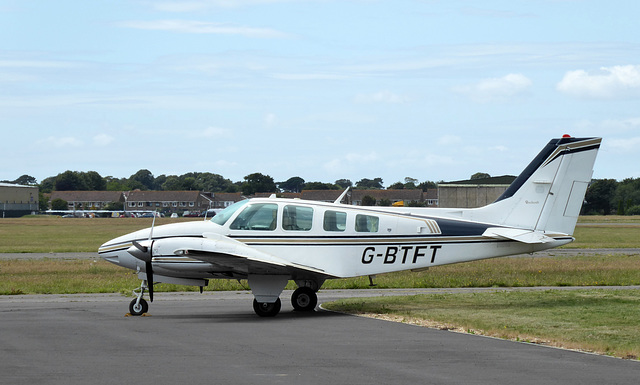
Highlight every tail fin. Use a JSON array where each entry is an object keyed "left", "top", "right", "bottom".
[{"left": 472, "top": 136, "right": 601, "bottom": 235}]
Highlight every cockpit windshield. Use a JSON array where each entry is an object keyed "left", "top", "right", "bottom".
[{"left": 210, "top": 200, "right": 249, "bottom": 226}]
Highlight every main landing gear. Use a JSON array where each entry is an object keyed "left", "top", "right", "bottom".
[
  {"left": 129, "top": 280, "right": 150, "bottom": 316},
  {"left": 252, "top": 287, "right": 318, "bottom": 317},
  {"left": 253, "top": 298, "right": 282, "bottom": 317},
  {"left": 291, "top": 286, "right": 318, "bottom": 312}
]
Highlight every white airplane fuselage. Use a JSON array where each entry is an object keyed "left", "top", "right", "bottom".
[{"left": 99, "top": 136, "right": 601, "bottom": 317}]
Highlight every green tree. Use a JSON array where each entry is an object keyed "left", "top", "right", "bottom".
[
  {"left": 84, "top": 171, "right": 106, "bottom": 190},
  {"left": 583, "top": 179, "right": 617, "bottom": 215},
  {"left": 51, "top": 198, "right": 68, "bottom": 210},
  {"left": 417, "top": 181, "right": 437, "bottom": 191},
  {"left": 304, "top": 181, "right": 338, "bottom": 190},
  {"left": 154, "top": 174, "right": 168, "bottom": 190},
  {"left": 162, "top": 176, "right": 183, "bottom": 191},
  {"left": 55, "top": 171, "right": 87, "bottom": 191},
  {"left": 278, "top": 177, "right": 305, "bottom": 193},
  {"left": 105, "top": 176, "right": 130, "bottom": 191},
  {"left": 334, "top": 179, "right": 353, "bottom": 189},
  {"left": 388, "top": 182, "right": 404, "bottom": 189},
  {"left": 130, "top": 169, "right": 154, "bottom": 190},
  {"left": 471, "top": 172, "right": 491, "bottom": 180},
  {"left": 39, "top": 177, "right": 56, "bottom": 193},
  {"left": 38, "top": 192, "right": 48, "bottom": 211},
  {"left": 361, "top": 195, "right": 376, "bottom": 206},
  {"left": 14, "top": 175, "right": 37, "bottom": 185},
  {"left": 404, "top": 177, "right": 418, "bottom": 189},
  {"left": 615, "top": 178, "right": 640, "bottom": 215},
  {"left": 182, "top": 177, "right": 199, "bottom": 191},
  {"left": 355, "top": 178, "right": 384, "bottom": 189},
  {"left": 241, "top": 173, "right": 276, "bottom": 195},
  {"left": 197, "top": 173, "right": 233, "bottom": 192}
]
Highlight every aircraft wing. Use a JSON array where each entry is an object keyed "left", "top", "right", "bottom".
[
  {"left": 482, "top": 227, "right": 557, "bottom": 244},
  {"left": 150, "top": 232, "right": 331, "bottom": 278}
]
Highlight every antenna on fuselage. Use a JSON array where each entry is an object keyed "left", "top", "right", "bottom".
[{"left": 334, "top": 186, "right": 351, "bottom": 204}]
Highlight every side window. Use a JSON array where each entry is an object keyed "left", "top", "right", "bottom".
[
  {"left": 355, "top": 214, "right": 379, "bottom": 233},
  {"left": 282, "top": 205, "right": 313, "bottom": 231},
  {"left": 230, "top": 203, "right": 277, "bottom": 231},
  {"left": 323, "top": 210, "right": 346, "bottom": 232}
]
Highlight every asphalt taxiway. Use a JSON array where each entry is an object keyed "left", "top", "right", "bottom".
[{"left": 1, "top": 289, "right": 639, "bottom": 385}]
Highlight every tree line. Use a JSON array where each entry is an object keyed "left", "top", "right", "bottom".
[
  {"left": 3, "top": 170, "right": 439, "bottom": 196},
  {"left": 583, "top": 178, "right": 640, "bottom": 215}
]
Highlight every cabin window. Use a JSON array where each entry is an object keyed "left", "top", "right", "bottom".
[
  {"left": 282, "top": 205, "right": 313, "bottom": 231},
  {"left": 323, "top": 210, "right": 346, "bottom": 232},
  {"left": 211, "top": 200, "right": 247, "bottom": 226},
  {"left": 355, "top": 214, "right": 379, "bottom": 233},
  {"left": 230, "top": 203, "right": 277, "bottom": 231}
]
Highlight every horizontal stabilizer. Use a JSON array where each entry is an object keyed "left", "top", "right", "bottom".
[{"left": 482, "top": 227, "right": 556, "bottom": 244}]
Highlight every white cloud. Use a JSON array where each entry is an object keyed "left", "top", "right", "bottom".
[
  {"left": 93, "top": 134, "right": 114, "bottom": 146},
  {"left": 574, "top": 117, "right": 640, "bottom": 135},
  {"left": 38, "top": 136, "right": 83, "bottom": 148},
  {"left": 323, "top": 152, "right": 379, "bottom": 174},
  {"left": 272, "top": 73, "right": 346, "bottom": 80},
  {"left": 557, "top": 65, "right": 640, "bottom": 99},
  {"left": 264, "top": 113, "right": 277, "bottom": 128},
  {"left": 607, "top": 137, "right": 640, "bottom": 152},
  {"left": 354, "top": 90, "right": 410, "bottom": 104},
  {"left": 118, "top": 20, "right": 287, "bottom": 38},
  {"left": 454, "top": 73, "right": 532, "bottom": 103},
  {"left": 189, "top": 126, "right": 233, "bottom": 138},
  {"left": 437, "top": 135, "right": 462, "bottom": 146},
  {"left": 153, "top": 0, "right": 290, "bottom": 12}
]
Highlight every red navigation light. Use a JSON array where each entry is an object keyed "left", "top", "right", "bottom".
[{"left": 562, "top": 134, "right": 572, "bottom": 138}]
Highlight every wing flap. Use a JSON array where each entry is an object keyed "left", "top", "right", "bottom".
[{"left": 482, "top": 227, "right": 556, "bottom": 244}]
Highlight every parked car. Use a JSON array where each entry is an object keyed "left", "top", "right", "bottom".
[{"left": 199, "top": 210, "right": 217, "bottom": 218}]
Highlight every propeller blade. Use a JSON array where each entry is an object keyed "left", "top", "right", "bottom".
[{"left": 146, "top": 260, "right": 154, "bottom": 302}]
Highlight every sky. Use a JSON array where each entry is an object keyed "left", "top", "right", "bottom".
[{"left": 1, "top": 0, "right": 640, "bottom": 187}]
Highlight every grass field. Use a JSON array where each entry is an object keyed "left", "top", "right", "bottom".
[
  {"left": 0, "top": 216, "right": 198, "bottom": 253},
  {"left": 0, "top": 215, "right": 638, "bottom": 253}
]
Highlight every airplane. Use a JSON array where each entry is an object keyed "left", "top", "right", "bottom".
[{"left": 99, "top": 135, "right": 601, "bottom": 317}]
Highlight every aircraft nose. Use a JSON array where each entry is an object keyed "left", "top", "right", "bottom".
[{"left": 98, "top": 240, "right": 121, "bottom": 265}]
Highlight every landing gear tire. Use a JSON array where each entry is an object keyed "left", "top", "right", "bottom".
[
  {"left": 129, "top": 298, "right": 149, "bottom": 316},
  {"left": 253, "top": 298, "right": 281, "bottom": 317},
  {"left": 291, "top": 287, "right": 318, "bottom": 312}
]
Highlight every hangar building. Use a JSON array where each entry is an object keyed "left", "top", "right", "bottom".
[
  {"left": 0, "top": 183, "right": 39, "bottom": 218},
  {"left": 437, "top": 175, "right": 516, "bottom": 208}
]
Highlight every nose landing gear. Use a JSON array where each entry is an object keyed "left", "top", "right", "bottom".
[{"left": 129, "top": 280, "right": 150, "bottom": 316}]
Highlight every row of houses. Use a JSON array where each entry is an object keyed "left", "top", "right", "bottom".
[
  {"left": 48, "top": 188, "right": 440, "bottom": 214},
  {"left": 49, "top": 191, "right": 242, "bottom": 213},
  {"left": 47, "top": 175, "right": 517, "bottom": 215}
]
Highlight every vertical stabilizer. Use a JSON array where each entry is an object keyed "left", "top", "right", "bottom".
[{"left": 471, "top": 137, "right": 601, "bottom": 235}]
